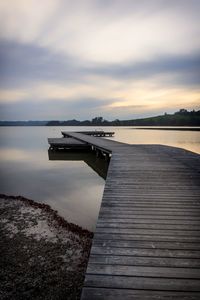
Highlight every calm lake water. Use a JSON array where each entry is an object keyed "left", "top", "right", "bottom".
[{"left": 0, "top": 126, "right": 199, "bottom": 231}]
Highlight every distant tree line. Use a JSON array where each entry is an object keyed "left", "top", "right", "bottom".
[
  {"left": 0, "top": 121, "right": 47, "bottom": 126},
  {"left": 0, "top": 109, "right": 199, "bottom": 126},
  {"left": 46, "top": 109, "right": 200, "bottom": 126}
]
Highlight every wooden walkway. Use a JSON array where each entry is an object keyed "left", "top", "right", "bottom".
[{"left": 64, "top": 132, "right": 200, "bottom": 299}]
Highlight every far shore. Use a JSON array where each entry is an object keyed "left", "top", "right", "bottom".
[{"left": 133, "top": 127, "right": 200, "bottom": 131}]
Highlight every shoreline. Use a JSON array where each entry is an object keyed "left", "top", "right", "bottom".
[
  {"left": 0, "top": 194, "right": 93, "bottom": 239},
  {"left": 0, "top": 194, "right": 93, "bottom": 300}
]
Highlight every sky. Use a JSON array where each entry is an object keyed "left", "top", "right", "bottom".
[{"left": 0, "top": 0, "right": 200, "bottom": 121}]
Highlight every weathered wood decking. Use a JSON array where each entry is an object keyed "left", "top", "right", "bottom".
[
  {"left": 57, "top": 132, "right": 200, "bottom": 299},
  {"left": 48, "top": 137, "right": 90, "bottom": 150},
  {"left": 62, "top": 130, "right": 115, "bottom": 137}
]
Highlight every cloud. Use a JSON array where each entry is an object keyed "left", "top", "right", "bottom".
[
  {"left": 0, "top": 40, "right": 81, "bottom": 88},
  {"left": 0, "top": 0, "right": 59, "bottom": 42},
  {"left": 1, "top": 39, "right": 199, "bottom": 90},
  {"left": 0, "top": 97, "right": 115, "bottom": 121},
  {"left": 0, "top": 0, "right": 200, "bottom": 63},
  {"left": 0, "top": 89, "right": 28, "bottom": 103},
  {"left": 0, "top": 0, "right": 199, "bottom": 120},
  {"left": 87, "top": 53, "right": 200, "bottom": 88}
]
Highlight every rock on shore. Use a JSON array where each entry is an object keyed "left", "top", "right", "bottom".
[{"left": 0, "top": 194, "right": 93, "bottom": 300}]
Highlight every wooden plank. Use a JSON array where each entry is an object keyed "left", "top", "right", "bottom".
[
  {"left": 84, "top": 274, "right": 200, "bottom": 291},
  {"left": 100, "top": 207, "right": 200, "bottom": 214},
  {"left": 81, "top": 288, "right": 200, "bottom": 300},
  {"left": 93, "top": 233, "right": 200, "bottom": 242},
  {"left": 97, "top": 218, "right": 200, "bottom": 225},
  {"left": 98, "top": 213, "right": 200, "bottom": 220},
  {"left": 92, "top": 239, "right": 200, "bottom": 250},
  {"left": 89, "top": 255, "right": 200, "bottom": 268},
  {"left": 96, "top": 222, "right": 200, "bottom": 230},
  {"left": 99, "top": 211, "right": 199, "bottom": 221},
  {"left": 87, "top": 264, "right": 200, "bottom": 278},
  {"left": 91, "top": 246, "right": 200, "bottom": 258},
  {"left": 95, "top": 228, "right": 200, "bottom": 236},
  {"left": 101, "top": 202, "right": 200, "bottom": 208}
]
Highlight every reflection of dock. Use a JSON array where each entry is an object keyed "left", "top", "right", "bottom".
[
  {"left": 48, "top": 131, "right": 200, "bottom": 299},
  {"left": 48, "top": 150, "right": 109, "bottom": 180}
]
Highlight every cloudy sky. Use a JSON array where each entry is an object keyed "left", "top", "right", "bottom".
[{"left": 0, "top": 0, "right": 199, "bottom": 121}]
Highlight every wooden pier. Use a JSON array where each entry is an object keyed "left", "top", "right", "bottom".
[{"left": 49, "top": 132, "right": 200, "bottom": 299}]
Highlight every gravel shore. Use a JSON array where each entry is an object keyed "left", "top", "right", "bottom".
[{"left": 0, "top": 194, "right": 93, "bottom": 300}]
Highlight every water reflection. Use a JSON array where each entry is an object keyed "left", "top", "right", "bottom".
[
  {"left": 0, "top": 150, "right": 106, "bottom": 231},
  {"left": 48, "top": 150, "right": 109, "bottom": 180},
  {"left": 0, "top": 126, "right": 199, "bottom": 232},
  {"left": 0, "top": 133, "right": 106, "bottom": 231},
  {"left": 110, "top": 127, "right": 200, "bottom": 154},
  {"left": 0, "top": 148, "right": 33, "bottom": 161}
]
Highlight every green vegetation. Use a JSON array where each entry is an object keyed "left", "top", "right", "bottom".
[
  {"left": 46, "top": 109, "right": 200, "bottom": 126},
  {"left": 121, "top": 109, "right": 200, "bottom": 126},
  {"left": 0, "top": 109, "right": 199, "bottom": 126}
]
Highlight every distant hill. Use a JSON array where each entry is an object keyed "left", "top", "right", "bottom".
[
  {"left": 1, "top": 109, "right": 200, "bottom": 126},
  {"left": 46, "top": 109, "right": 200, "bottom": 126},
  {"left": 120, "top": 109, "right": 200, "bottom": 126}
]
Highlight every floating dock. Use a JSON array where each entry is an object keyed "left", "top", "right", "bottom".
[
  {"left": 48, "top": 137, "right": 90, "bottom": 150},
  {"left": 62, "top": 130, "right": 115, "bottom": 137},
  {"left": 48, "top": 131, "right": 200, "bottom": 299}
]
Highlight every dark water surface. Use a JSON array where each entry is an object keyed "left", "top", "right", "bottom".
[{"left": 0, "top": 126, "right": 199, "bottom": 230}]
